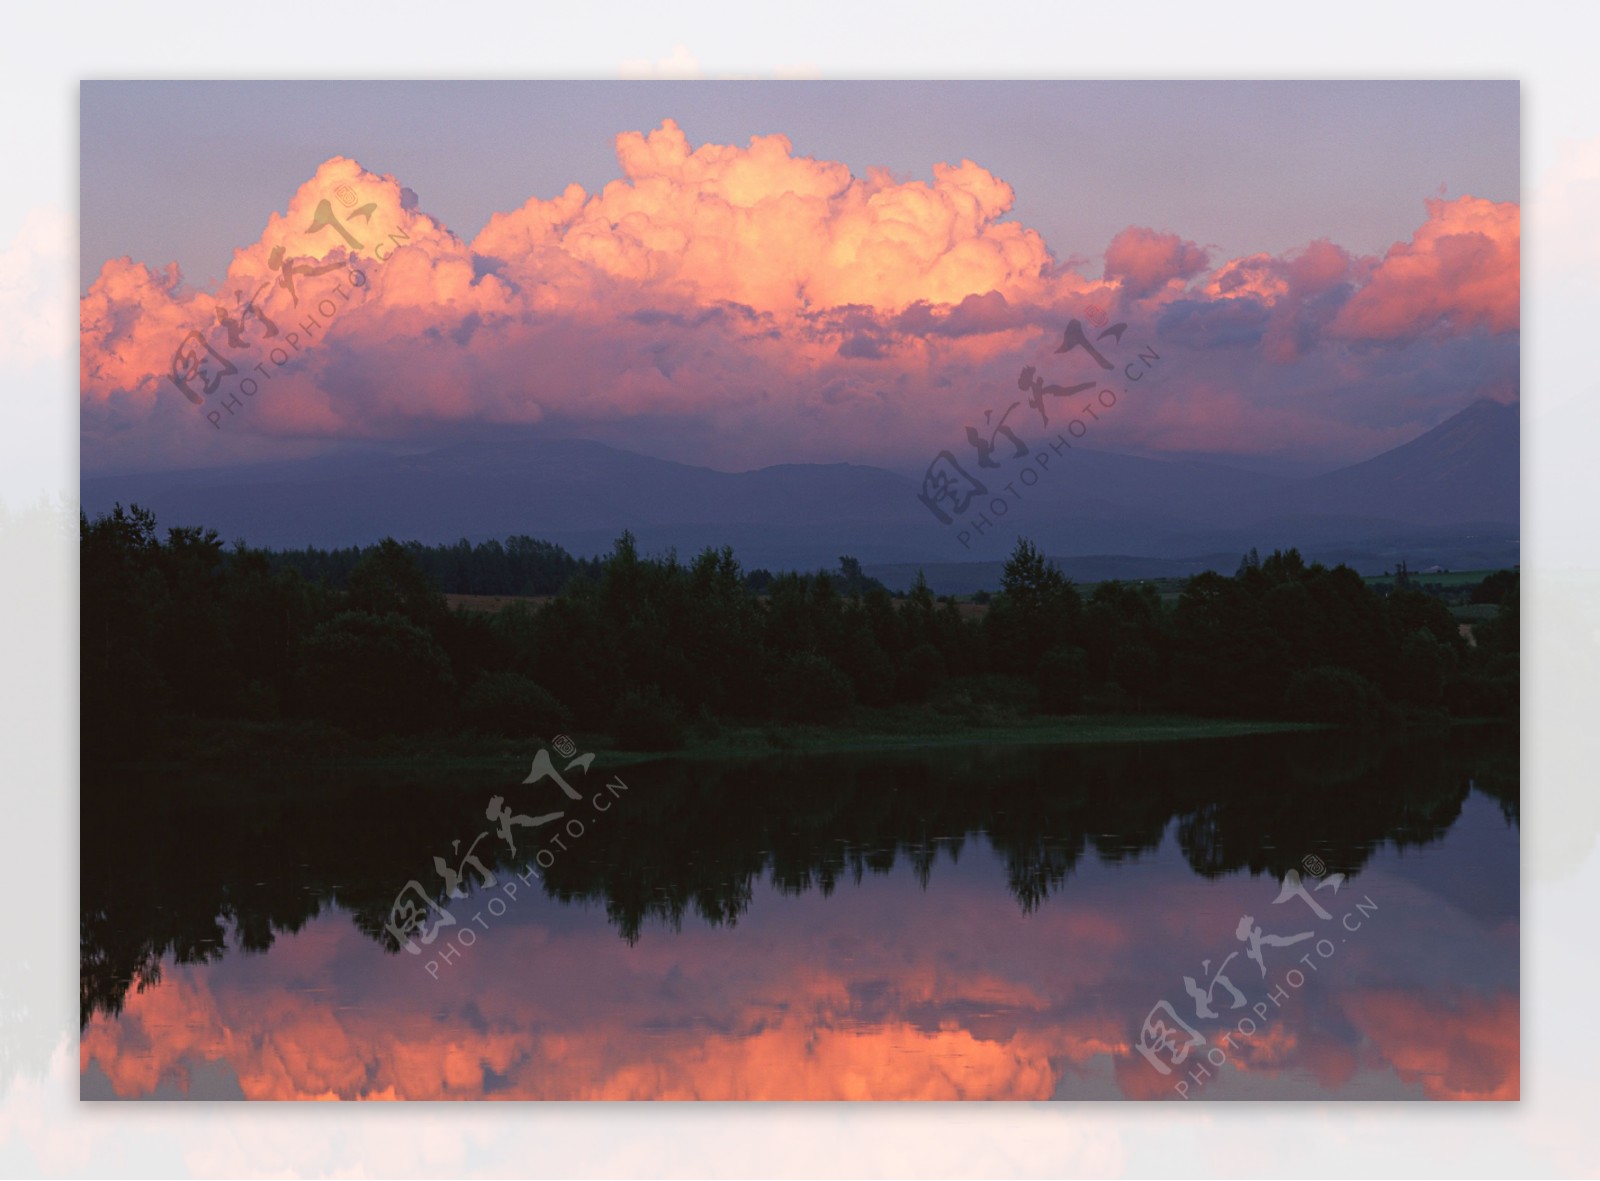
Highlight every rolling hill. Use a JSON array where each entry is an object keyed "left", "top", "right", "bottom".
[{"left": 81, "top": 400, "right": 1519, "bottom": 591}]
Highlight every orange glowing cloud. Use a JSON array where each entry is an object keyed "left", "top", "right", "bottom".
[
  {"left": 77, "top": 125, "right": 1520, "bottom": 472},
  {"left": 474, "top": 119, "right": 1063, "bottom": 317},
  {"left": 1102, "top": 227, "right": 1210, "bottom": 298},
  {"left": 1329, "top": 196, "right": 1520, "bottom": 340},
  {"left": 80, "top": 156, "right": 487, "bottom": 417},
  {"left": 1202, "top": 252, "right": 1291, "bottom": 304},
  {"left": 79, "top": 131, "right": 1101, "bottom": 469}
]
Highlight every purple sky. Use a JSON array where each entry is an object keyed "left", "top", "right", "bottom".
[{"left": 80, "top": 81, "right": 1519, "bottom": 476}]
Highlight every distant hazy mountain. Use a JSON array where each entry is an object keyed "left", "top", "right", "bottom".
[
  {"left": 1261, "top": 398, "right": 1519, "bottom": 526},
  {"left": 867, "top": 522, "right": 1521, "bottom": 595},
  {"left": 81, "top": 400, "right": 1519, "bottom": 590}
]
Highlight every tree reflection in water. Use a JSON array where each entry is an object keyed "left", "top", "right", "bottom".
[{"left": 80, "top": 724, "right": 1516, "bottom": 1029}]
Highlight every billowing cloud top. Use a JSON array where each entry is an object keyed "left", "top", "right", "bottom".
[
  {"left": 80, "top": 121, "right": 1519, "bottom": 472},
  {"left": 477, "top": 120, "right": 1057, "bottom": 315},
  {"left": 1330, "top": 196, "right": 1520, "bottom": 339}
]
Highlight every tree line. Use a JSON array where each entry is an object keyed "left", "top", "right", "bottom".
[
  {"left": 81, "top": 505, "right": 1518, "bottom": 760},
  {"left": 264, "top": 534, "right": 603, "bottom": 596}
]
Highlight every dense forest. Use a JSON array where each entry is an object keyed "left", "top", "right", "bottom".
[
  {"left": 81, "top": 504, "right": 1518, "bottom": 762},
  {"left": 264, "top": 534, "right": 606, "bottom": 597}
]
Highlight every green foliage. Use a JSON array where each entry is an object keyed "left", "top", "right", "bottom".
[
  {"left": 1285, "top": 666, "right": 1388, "bottom": 727},
  {"left": 1168, "top": 550, "right": 1425, "bottom": 722},
  {"left": 1036, "top": 645, "right": 1088, "bottom": 714},
  {"left": 931, "top": 673, "right": 1040, "bottom": 720},
  {"left": 1082, "top": 580, "right": 1165, "bottom": 693},
  {"left": 270, "top": 533, "right": 597, "bottom": 596},
  {"left": 346, "top": 538, "right": 448, "bottom": 626},
  {"left": 612, "top": 685, "right": 687, "bottom": 751},
  {"left": 987, "top": 537, "right": 1081, "bottom": 676},
  {"left": 999, "top": 537, "right": 1071, "bottom": 614},
  {"left": 459, "top": 671, "right": 573, "bottom": 739},
  {"left": 1473, "top": 584, "right": 1519, "bottom": 657},
  {"left": 81, "top": 504, "right": 169, "bottom": 757},
  {"left": 834, "top": 555, "right": 888, "bottom": 598},
  {"left": 1471, "top": 569, "right": 1519, "bottom": 606},
  {"left": 772, "top": 653, "right": 856, "bottom": 724},
  {"left": 1396, "top": 628, "right": 1450, "bottom": 707},
  {"left": 1384, "top": 588, "right": 1461, "bottom": 648},
  {"left": 81, "top": 510, "right": 1519, "bottom": 755},
  {"left": 1449, "top": 583, "right": 1517, "bottom": 718},
  {"left": 298, "top": 611, "right": 456, "bottom": 737},
  {"left": 1110, "top": 643, "right": 1160, "bottom": 708},
  {"left": 1444, "top": 669, "right": 1517, "bottom": 718},
  {"left": 898, "top": 642, "right": 947, "bottom": 702}
]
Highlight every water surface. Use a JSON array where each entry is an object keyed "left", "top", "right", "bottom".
[{"left": 80, "top": 727, "right": 1518, "bottom": 1100}]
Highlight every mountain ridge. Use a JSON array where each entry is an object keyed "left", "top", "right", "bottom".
[{"left": 81, "top": 400, "right": 1519, "bottom": 586}]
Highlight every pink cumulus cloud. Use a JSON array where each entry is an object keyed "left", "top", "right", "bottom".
[
  {"left": 77, "top": 124, "right": 1519, "bottom": 473},
  {"left": 1102, "top": 226, "right": 1211, "bottom": 298},
  {"left": 1329, "top": 195, "right": 1520, "bottom": 340}
]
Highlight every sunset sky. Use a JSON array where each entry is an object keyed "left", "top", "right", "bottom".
[{"left": 79, "top": 81, "right": 1520, "bottom": 478}]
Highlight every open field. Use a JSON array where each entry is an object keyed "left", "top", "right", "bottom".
[
  {"left": 1361, "top": 568, "right": 1509, "bottom": 590},
  {"left": 445, "top": 593, "right": 553, "bottom": 614}
]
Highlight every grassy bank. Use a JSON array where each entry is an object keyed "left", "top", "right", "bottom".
[
  {"left": 113, "top": 708, "right": 1330, "bottom": 776},
  {"left": 599, "top": 712, "right": 1328, "bottom": 765}
]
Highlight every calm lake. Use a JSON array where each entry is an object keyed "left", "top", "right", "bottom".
[{"left": 80, "top": 725, "right": 1518, "bottom": 1100}]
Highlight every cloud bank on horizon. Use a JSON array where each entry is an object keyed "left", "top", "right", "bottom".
[{"left": 79, "top": 119, "right": 1519, "bottom": 475}]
